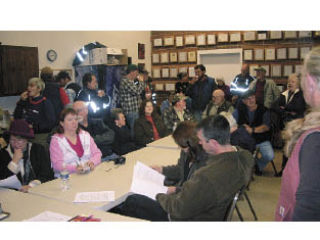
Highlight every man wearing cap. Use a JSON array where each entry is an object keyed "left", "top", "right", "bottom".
[
  {"left": 119, "top": 64, "right": 145, "bottom": 137},
  {"left": 162, "top": 94, "right": 194, "bottom": 132},
  {"left": 186, "top": 64, "right": 217, "bottom": 122},
  {"left": 232, "top": 90, "right": 274, "bottom": 175},
  {"left": 0, "top": 119, "right": 54, "bottom": 192},
  {"left": 202, "top": 89, "right": 234, "bottom": 119},
  {"left": 249, "top": 66, "right": 280, "bottom": 109}
]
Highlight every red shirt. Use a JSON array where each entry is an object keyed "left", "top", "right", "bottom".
[
  {"left": 66, "top": 134, "right": 84, "bottom": 158},
  {"left": 145, "top": 115, "right": 160, "bottom": 141}
]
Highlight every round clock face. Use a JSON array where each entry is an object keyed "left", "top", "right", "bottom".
[{"left": 47, "top": 49, "right": 57, "bottom": 62}]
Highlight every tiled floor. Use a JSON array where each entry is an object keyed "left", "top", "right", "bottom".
[{"left": 232, "top": 149, "right": 283, "bottom": 221}]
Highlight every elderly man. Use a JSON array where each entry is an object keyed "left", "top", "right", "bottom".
[
  {"left": 249, "top": 66, "right": 280, "bottom": 109},
  {"left": 162, "top": 94, "right": 194, "bottom": 132},
  {"left": 232, "top": 90, "right": 274, "bottom": 175},
  {"left": 73, "top": 101, "right": 114, "bottom": 158},
  {"left": 111, "top": 115, "right": 254, "bottom": 221},
  {"left": 202, "top": 89, "right": 234, "bottom": 119}
]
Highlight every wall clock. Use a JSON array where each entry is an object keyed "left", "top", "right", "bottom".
[{"left": 47, "top": 49, "right": 57, "bottom": 62}]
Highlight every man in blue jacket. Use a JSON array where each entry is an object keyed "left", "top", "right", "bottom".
[{"left": 186, "top": 64, "right": 217, "bottom": 122}]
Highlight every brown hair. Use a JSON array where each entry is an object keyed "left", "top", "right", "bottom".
[
  {"left": 139, "top": 99, "right": 158, "bottom": 117},
  {"left": 56, "top": 108, "right": 80, "bottom": 134}
]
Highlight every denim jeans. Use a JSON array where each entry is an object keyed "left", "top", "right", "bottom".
[
  {"left": 125, "top": 112, "right": 139, "bottom": 138},
  {"left": 256, "top": 141, "right": 274, "bottom": 171}
]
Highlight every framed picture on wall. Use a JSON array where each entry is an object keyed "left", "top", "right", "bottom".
[
  {"left": 261, "top": 64, "right": 270, "bottom": 77},
  {"left": 170, "top": 68, "right": 178, "bottom": 78},
  {"left": 196, "top": 34, "right": 206, "bottom": 46},
  {"left": 207, "top": 34, "right": 216, "bottom": 45},
  {"left": 164, "top": 37, "right": 174, "bottom": 46},
  {"left": 254, "top": 49, "right": 264, "bottom": 61},
  {"left": 155, "top": 84, "right": 164, "bottom": 91},
  {"left": 152, "top": 68, "right": 161, "bottom": 78},
  {"left": 188, "top": 66, "right": 196, "bottom": 77},
  {"left": 165, "top": 83, "right": 175, "bottom": 91},
  {"left": 218, "top": 33, "right": 228, "bottom": 42},
  {"left": 153, "top": 38, "right": 163, "bottom": 47},
  {"left": 257, "top": 32, "right": 267, "bottom": 40},
  {"left": 265, "top": 48, "right": 276, "bottom": 60},
  {"left": 271, "top": 64, "right": 282, "bottom": 77},
  {"left": 185, "top": 35, "right": 196, "bottom": 45},
  {"left": 175, "top": 36, "right": 184, "bottom": 47},
  {"left": 243, "top": 31, "right": 256, "bottom": 41},
  {"left": 277, "top": 48, "right": 287, "bottom": 60},
  {"left": 178, "top": 52, "right": 188, "bottom": 62},
  {"left": 270, "top": 31, "right": 282, "bottom": 39},
  {"left": 288, "top": 47, "right": 299, "bottom": 59},
  {"left": 299, "top": 31, "right": 312, "bottom": 38},
  {"left": 161, "top": 68, "right": 169, "bottom": 78},
  {"left": 300, "top": 47, "right": 311, "bottom": 59},
  {"left": 295, "top": 65, "right": 303, "bottom": 74},
  {"left": 244, "top": 49, "right": 253, "bottom": 61},
  {"left": 230, "top": 32, "right": 241, "bottom": 42},
  {"left": 179, "top": 67, "right": 188, "bottom": 74},
  {"left": 249, "top": 64, "right": 259, "bottom": 77},
  {"left": 160, "top": 52, "right": 169, "bottom": 63},
  {"left": 188, "top": 51, "right": 197, "bottom": 62},
  {"left": 283, "top": 65, "right": 294, "bottom": 77},
  {"left": 170, "top": 52, "right": 178, "bottom": 63},
  {"left": 152, "top": 53, "right": 159, "bottom": 63},
  {"left": 284, "top": 31, "right": 297, "bottom": 39}
]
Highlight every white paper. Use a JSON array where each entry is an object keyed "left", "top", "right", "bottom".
[
  {"left": 0, "top": 175, "right": 22, "bottom": 190},
  {"left": 130, "top": 161, "right": 168, "bottom": 200},
  {"left": 25, "top": 211, "right": 71, "bottom": 222},
  {"left": 73, "top": 191, "right": 115, "bottom": 203}
]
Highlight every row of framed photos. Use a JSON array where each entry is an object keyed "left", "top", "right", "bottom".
[
  {"left": 152, "top": 65, "right": 196, "bottom": 79},
  {"left": 153, "top": 31, "right": 315, "bottom": 47},
  {"left": 152, "top": 51, "right": 196, "bottom": 64},
  {"left": 243, "top": 46, "right": 311, "bottom": 61},
  {"left": 249, "top": 64, "right": 302, "bottom": 78}
]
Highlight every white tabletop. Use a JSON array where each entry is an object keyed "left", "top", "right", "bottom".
[
  {"left": 29, "top": 146, "right": 181, "bottom": 211},
  {"left": 146, "top": 135, "right": 179, "bottom": 149},
  {"left": 0, "top": 188, "right": 141, "bottom": 221}
]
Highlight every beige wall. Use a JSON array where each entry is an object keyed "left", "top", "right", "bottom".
[{"left": 0, "top": 31, "right": 151, "bottom": 77}]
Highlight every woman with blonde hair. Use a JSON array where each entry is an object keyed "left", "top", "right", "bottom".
[{"left": 276, "top": 47, "right": 320, "bottom": 221}]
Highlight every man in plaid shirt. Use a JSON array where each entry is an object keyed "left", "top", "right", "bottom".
[{"left": 119, "top": 64, "right": 145, "bottom": 137}]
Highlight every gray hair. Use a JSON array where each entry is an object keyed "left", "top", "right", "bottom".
[{"left": 28, "top": 77, "right": 45, "bottom": 91}]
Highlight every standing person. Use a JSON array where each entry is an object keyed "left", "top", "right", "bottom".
[
  {"left": 232, "top": 90, "right": 274, "bottom": 175},
  {"left": 119, "top": 64, "right": 145, "bottom": 137},
  {"left": 162, "top": 94, "right": 194, "bottom": 132},
  {"left": 249, "top": 66, "right": 280, "bottom": 109},
  {"left": 56, "top": 71, "right": 81, "bottom": 104},
  {"left": 0, "top": 119, "right": 54, "bottom": 192},
  {"left": 76, "top": 73, "right": 110, "bottom": 121},
  {"left": 151, "top": 121, "right": 208, "bottom": 188},
  {"left": 114, "top": 115, "right": 254, "bottom": 221},
  {"left": 134, "top": 99, "right": 169, "bottom": 148},
  {"left": 202, "top": 89, "right": 234, "bottom": 119},
  {"left": 230, "top": 63, "right": 255, "bottom": 105},
  {"left": 276, "top": 47, "right": 320, "bottom": 221},
  {"left": 49, "top": 108, "right": 101, "bottom": 177},
  {"left": 13, "top": 77, "right": 56, "bottom": 148},
  {"left": 186, "top": 64, "right": 217, "bottom": 122}
]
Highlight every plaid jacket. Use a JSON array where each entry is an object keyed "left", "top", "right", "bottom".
[
  {"left": 162, "top": 106, "right": 194, "bottom": 132},
  {"left": 119, "top": 77, "right": 144, "bottom": 114}
]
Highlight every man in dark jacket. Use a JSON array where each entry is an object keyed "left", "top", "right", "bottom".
[
  {"left": 56, "top": 70, "right": 81, "bottom": 103},
  {"left": 73, "top": 101, "right": 114, "bottom": 158},
  {"left": 186, "top": 64, "right": 217, "bottom": 122},
  {"left": 114, "top": 115, "right": 254, "bottom": 221}
]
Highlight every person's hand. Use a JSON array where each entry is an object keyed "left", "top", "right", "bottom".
[
  {"left": 151, "top": 165, "right": 163, "bottom": 173},
  {"left": 0, "top": 137, "right": 7, "bottom": 149},
  {"left": 167, "top": 186, "right": 177, "bottom": 194},
  {"left": 20, "top": 91, "right": 28, "bottom": 101},
  {"left": 12, "top": 149, "right": 23, "bottom": 163},
  {"left": 243, "top": 124, "right": 253, "bottom": 134},
  {"left": 189, "top": 76, "right": 198, "bottom": 84},
  {"left": 97, "top": 90, "right": 105, "bottom": 97},
  {"left": 19, "top": 185, "right": 31, "bottom": 193},
  {"left": 76, "top": 165, "right": 84, "bottom": 173},
  {"left": 87, "top": 161, "right": 95, "bottom": 171}
]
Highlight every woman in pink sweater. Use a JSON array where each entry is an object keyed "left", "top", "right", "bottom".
[{"left": 49, "top": 108, "right": 101, "bottom": 177}]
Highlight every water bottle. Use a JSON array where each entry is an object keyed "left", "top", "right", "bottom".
[{"left": 60, "top": 164, "right": 70, "bottom": 191}]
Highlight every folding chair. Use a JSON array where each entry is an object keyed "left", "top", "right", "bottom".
[
  {"left": 255, "top": 147, "right": 279, "bottom": 177},
  {"left": 224, "top": 187, "right": 242, "bottom": 221}
]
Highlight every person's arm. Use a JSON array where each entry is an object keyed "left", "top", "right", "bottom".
[
  {"left": 59, "top": 88, "right": 70, "bottom": 106},
  {"left": 232, "top": 109, "right": 239, "bottom": 123},
  {"left": 162, "top": 155, "right": 184, "bottom": 181},
  {"left": 88, "top": 135, "right": 102, "bottom": 167},
  {"left": 246, "top": 110, "right": 270, "bottom": 134},
  {"left": 93, "top": 121, "right": 115, "bottom": 145},
  {"left": 13, "top": 98, "right": 28, "bottom": 119},
  {"left": 35, "top": 99, "right": 56, "bottom": 132},
  {"left": 162, "top": 109, "right": 173, "bottom": 132}
]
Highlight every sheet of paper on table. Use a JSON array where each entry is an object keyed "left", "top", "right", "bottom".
[
  {"left": 130, "top": 161, "right": 168, "bottom": 200},
  {"left": 0, "top": 175, "right": 22, "bottom": 190},
  {"left": 24, "top": 211, "right": 71, "bottom": 222},
  {"left": 73, "top": 191, "right": 115, "bottom": 203}
]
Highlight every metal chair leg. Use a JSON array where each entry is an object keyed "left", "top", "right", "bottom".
[
  {"left": 271, "top": 160, "right": 279, "bottom": 176},
  {"left": 235, "top": 205, "right": 244, "bottom": 221},
  {"left": 243, "top": 191, "right": 258, "bottom": 221}
]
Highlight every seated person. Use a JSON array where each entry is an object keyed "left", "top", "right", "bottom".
[
  {"left": 0, "top": 119, "right": 54, "bottom": 192},
  {"left": 49, "top": 108, "right": 101, "bottom": 177},
  {"left": 109, "top": 108, "right": 139, "bottom": 155},
  {"left": 134, "top": 99, "right": 169, "bottom": 147},
  {"left": 73, "top": 101, "right": 115, "bottom": 158},
  {"left": 202, "top": 89, "right": 234, "bottom": 119},
  {"left": 162, "top": 94, "right": 194, "bottom": 132},
  {"left": 216, "top": 77, "right": 232, "bottom": 102},
  {"left": 232, "top": 90, "right": 274, "bottom": 175},
  {"left": 151, "top": 121, "right": 208, "bottom": 189},
  {"left": 113, "top": 115, "right": 254, "bottom": 221}
]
